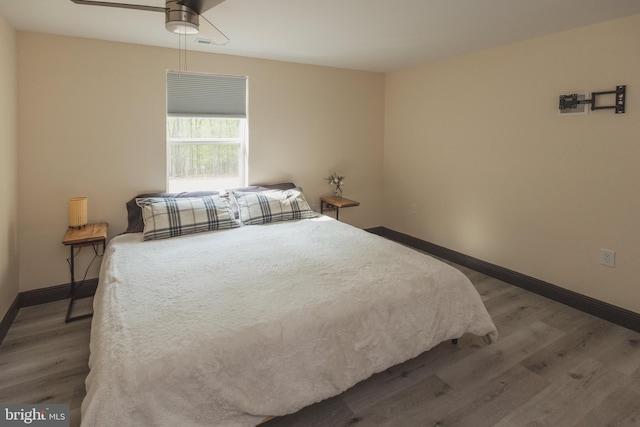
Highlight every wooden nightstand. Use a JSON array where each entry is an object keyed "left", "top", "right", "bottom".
[
  {"left": 320, "top": 196, "right": 360, "bottom": 221},
  {"left": 62, "top": 222, "right": 108, "bottom": 322}
]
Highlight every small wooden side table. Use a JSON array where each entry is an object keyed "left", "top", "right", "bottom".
[
  {"left": 320, "top": 196, "right": 360, "bottom": 221},
  {"left": 62, "top": 222, "right": 108, "bottom": 323}
]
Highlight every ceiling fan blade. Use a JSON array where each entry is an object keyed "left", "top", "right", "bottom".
[
  {"left": 70, "top": 0, "right": 166, "bottom": 13},
  {"left": 179, "top": 0, "right": 225, "bottom": 15},
  {"left": 199, "top": 14, "right": 229, "bottom": 45}
]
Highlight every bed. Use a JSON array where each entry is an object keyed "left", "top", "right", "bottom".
[{"left": 81, "top": 187, "right": 497, "bottom": 426}]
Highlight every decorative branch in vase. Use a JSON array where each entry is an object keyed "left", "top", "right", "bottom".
[{"left": 326, "top": 173, "right": 345, "bottom": 197}]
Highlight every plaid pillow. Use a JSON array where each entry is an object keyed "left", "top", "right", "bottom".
[
  {"left": 136, "top": 196, "right": 241, "bottom": 241},
  {"left": 232, "top": 189, "right": 317, "bottom": 225}
]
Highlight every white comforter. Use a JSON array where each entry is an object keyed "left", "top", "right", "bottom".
[{"left": 82, "top": 216, "right": 497, "bottom": 426}]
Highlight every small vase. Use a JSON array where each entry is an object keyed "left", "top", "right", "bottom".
[{"left": 334, "top": 187, "right": 343, "bottom": 197}]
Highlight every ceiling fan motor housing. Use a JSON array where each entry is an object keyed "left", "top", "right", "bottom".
[{"left": 166, "top": 0, "right": 200, "bottom": 34}]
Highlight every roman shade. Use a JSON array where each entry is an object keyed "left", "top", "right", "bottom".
[{"left": 167, "top": 71, "right": 247, "bottom": 118}]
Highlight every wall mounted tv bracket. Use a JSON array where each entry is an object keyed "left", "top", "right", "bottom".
[{"left": 559, "top": 85, "right": 626, "bottom": 114}]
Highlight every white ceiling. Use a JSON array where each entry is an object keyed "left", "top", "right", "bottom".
[{"left": 2, "top": 0, "right": 640, "bottom": 72}]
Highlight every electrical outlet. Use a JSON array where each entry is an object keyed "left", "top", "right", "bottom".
[
  {"left": 600, "top": 249, "right": 615, "bottom": 267},
  {"left": 410, "top": 204, "right": 417, "bottom": 215}
]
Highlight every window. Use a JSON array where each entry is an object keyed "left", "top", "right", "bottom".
[
  {"left": 167, "top": 117, "right": 246, "bottom": 192},
  {"left": 166, "top": 71, "right": 247, "bottom": 192}
]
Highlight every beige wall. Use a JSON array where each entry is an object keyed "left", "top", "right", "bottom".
[
  {"left": 0, "top": 13, "right": 18, "bottom": 319},
  {"left": 385, "top": 14, "right": 640, "bottom": 313},
  {"left": 18, "top": 33, "right": 385, "bottom": 292},
  {"left": 14, "top": 14, "right": 640, "bottom": 315}
]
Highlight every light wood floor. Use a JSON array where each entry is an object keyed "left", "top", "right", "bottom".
[{"left": 1, "top": 264, "right": 640, "bottom": 427}]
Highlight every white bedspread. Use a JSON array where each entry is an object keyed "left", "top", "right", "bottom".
[{"left": 81, "top": 217, "right": 497, "bottom": 426}]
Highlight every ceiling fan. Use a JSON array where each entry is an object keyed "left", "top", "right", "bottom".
[{"left": 70, "top": 0, "right": 229, "bottom": 45}]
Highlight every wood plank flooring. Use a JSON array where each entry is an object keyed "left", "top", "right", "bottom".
[
  {"left": 1, "top": 263, "right": 639, "bottom": 427},
  {"left": 0, "top": 297, "right": 92, "bottom": 427}
]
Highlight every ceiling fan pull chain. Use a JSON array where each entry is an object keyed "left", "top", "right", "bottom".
[
  {"left": 184, "top": 23, "right": 188, "bottom": 71},
  {"left": 178, "top": 32, "right": 182, "bottom": 74}
]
